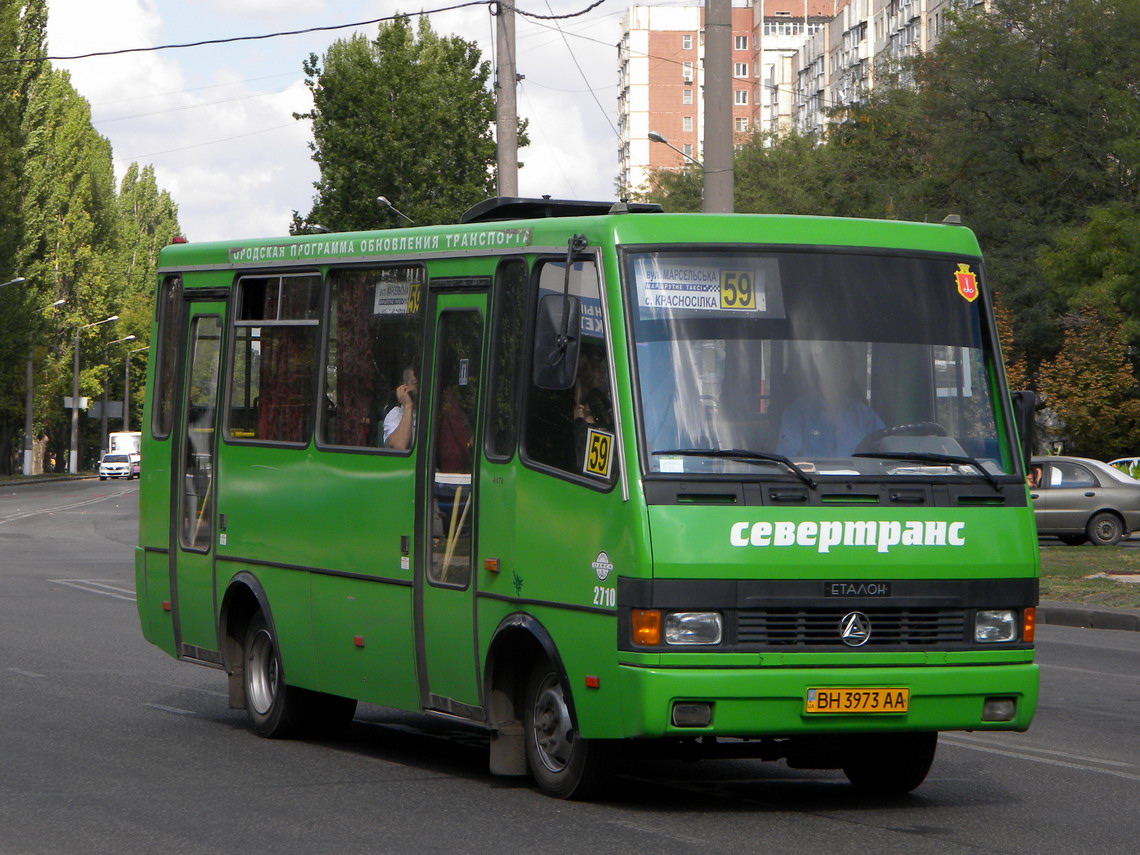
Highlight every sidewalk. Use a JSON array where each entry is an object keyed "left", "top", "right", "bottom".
[{"left": 1038, "top": 600, "right": 1140, "bottom": 632}]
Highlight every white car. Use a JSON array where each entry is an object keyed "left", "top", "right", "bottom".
[{"left": 98, "top": 453, "right": 134, "bottom": 480}]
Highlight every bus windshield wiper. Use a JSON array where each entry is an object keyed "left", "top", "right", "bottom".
[
  {"left": 853, "top": 451, "right": 1001, "bottom": 492},
  {"left": 653, "top": 448, "right": 817, "bottom": 490}
]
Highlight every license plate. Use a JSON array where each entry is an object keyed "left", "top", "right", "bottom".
[{"left": 805, "top": 687, "right": 909, "bottom": 714}]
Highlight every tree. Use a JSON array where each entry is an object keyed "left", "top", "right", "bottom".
[
  {"left": 1035, "top": 306, "right": 1140, "bottom": 459},
  {"left": 295, "top": 15, "right": 525, "bottom": 231},
  {"left": 911, "top": 0, "right": 1140, "bottom": 363},
  {"left": 116, "top": 162, "right": 180, "bottom": 292},
  {"left": 15, "top": 68, "right": 120, "bottom": 471},
  {"left": 1038, "top": 203, "right": 1140, "bottom": 347},
  {"left": 0, "top": 0, "right": 46, "bottom": 472}
]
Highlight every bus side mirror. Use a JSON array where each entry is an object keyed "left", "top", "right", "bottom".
[
  {"left": 1010, "top": 390, "right": 1039, "bottom": 467},
  {"left": 533, "top": 293, "right": 580, "bottom": 390}
]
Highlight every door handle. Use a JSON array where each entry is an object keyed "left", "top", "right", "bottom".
[
  {"left": 1030, "top": 493, "right": 1039, "bottom": 499},
  {"left": 1085, "top": 491, "right": 1096, "bottom": 497}
]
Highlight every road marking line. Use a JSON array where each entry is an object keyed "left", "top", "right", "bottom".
[
  {"left": 147, "top": 703, "right": 196, "bottom": 716},
  {"left": 0, "top": 487, "right": 135, "bottom": 526},
  {"left": 941, "top": 735, "right": 1140, "bottom": 782},
  {"left": 50, "top": 578, "right": 136, "bottom": 601},
  {"left": 1041, "top": 663, "right": 1140, "bottom": 681},
  {"left": 6, "top": 668, "right": 46, "bottom": 678},
  {"left": 943, "top": 733, "right": 1133, "bottom": 767}
]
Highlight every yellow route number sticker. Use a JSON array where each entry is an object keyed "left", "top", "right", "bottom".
[
  {"left": 584, "top": 428, "right": 614, "bottom": 478},
  {"left": 720, "top": 269, "right": 758, "bottom": 311}
]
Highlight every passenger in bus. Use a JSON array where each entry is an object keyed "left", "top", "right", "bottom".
[
  {"left": 574, "top": 351, "right": 613, "bottom": 467},
  {"left": 437, "top": 385, "right": 472, "bottom": 473},
  {"left": 777, "top": 360, "right": 883, "bottom": 458},
  {"left": 383, "top": 367, "right": 418, "bottom": 449}
]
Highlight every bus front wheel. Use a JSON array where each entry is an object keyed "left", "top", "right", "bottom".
[
  {"left": 523, "top": 661, "right": 608, "bottom": 799},
  {"left": 842, "top": 731, "right": 937, "bottom": 795}
]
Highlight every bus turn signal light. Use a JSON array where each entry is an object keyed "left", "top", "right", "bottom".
[
  {"left": 632, "top": 609, "right": 661, "bottom": 646},
  {"left": 1023, "top": 607, "right": 1036, "bottom": 643}
]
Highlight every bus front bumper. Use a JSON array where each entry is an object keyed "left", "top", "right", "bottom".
[{"left": 611, "top": 661, "right": 1039, "bottom": 738}]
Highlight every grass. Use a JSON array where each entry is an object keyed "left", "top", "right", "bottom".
[{"left": 1039, "top": 542, "right": 1140, "bottom": 608}]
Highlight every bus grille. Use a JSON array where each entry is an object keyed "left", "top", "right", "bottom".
[{"left": 737, "top": 607, "right": 967, "bottom": 647}]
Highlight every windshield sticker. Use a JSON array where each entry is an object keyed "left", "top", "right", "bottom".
[
  {"left": 729, "top": 519, "right": 966, "bottom": 554},
  {"left": 955, "top": 263, "right": 979, "bottom": 303},
  {"left": 638, "top": 264, "right": 764, "bottom": 312},
  {"left": 373, "top": 279, "right": 421, "bottom": 315},
  {"left": 583, "top": 428, "right": 614, "bottom": 478},
  {"left": 632, "top": 254, "right": 786, "bottom": 320}
]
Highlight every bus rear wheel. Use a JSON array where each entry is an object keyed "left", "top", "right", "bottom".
[
  {"left": 523, "top": 661, "right": 608, "bottom": 799},
  {"left": 242, "top": 613, "right": 357, "bottom": 739},
  {"left": 243, "top": 613, "right": 303, "bottom": 738},
  {"left": 842, "top": 732, "right": 937, "bottom": 795}
]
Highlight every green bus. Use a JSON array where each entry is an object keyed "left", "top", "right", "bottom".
[{"left": 136, "top": 198, "right": 1039, "bottom": 798}]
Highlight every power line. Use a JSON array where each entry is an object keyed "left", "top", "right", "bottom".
[
  {"left": 509, "top": 0, "right": 607, "bottom": 21},
  {"left": 2, "top": 2, "right": 612, "bottom": 64},
  {"left": 4, "top": 3, "right": 489, "bottom": 63},
  {"left": 540, "top": 0, "right": 617, "bottom": 137}
]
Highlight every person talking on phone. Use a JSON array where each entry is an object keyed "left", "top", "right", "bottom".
[{"left": 383, "top": 367, "right": 418, "bottom": 449}]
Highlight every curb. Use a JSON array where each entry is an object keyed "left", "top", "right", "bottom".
[{"left": 1038, "top": 600, "right": 1140, "bottom": 633}]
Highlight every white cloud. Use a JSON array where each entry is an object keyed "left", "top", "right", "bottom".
[{"left": 46, "top": 0, "right": 627, "bottom": 242}]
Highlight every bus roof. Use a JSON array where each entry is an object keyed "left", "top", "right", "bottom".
[{"left": 157, "top": 200, "right": 982, "bottom": 274}]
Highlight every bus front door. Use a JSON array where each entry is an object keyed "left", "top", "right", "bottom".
[
  {"left": 417, "top": 296, "right": 486, "bottom": 717},
  {"left": 170, "top": 301, "right": 225, "bottom": 662}
]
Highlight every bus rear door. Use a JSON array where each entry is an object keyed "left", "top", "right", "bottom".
[
  {"left": 416, "top": 290, "right": 487, "bottom": 717},
  {"left": 169, "top": 297, "right": 226, "bottom": 662}
]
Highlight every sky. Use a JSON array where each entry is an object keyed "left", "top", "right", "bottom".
[{"left": 45, "top": 0, "right": 649, "bottom": 242}]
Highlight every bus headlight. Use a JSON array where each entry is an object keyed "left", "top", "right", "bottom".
[
  {"left": 664, "top": 612, "right": 723, "bottom": 646},
  {"left": 975, "top": 609, "right": 1017, "bottom": 642}
]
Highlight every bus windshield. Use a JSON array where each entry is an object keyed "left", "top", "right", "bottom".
[{"left": 625, "top": 248, "right": 1016, "bottom": 479}]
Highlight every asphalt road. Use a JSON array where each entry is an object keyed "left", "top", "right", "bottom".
[{"left": 1, "top": 479, "right": 1137, "bottom": 854}]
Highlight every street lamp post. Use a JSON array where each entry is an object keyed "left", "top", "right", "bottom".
[
  {"left": 70, "top": 315, "right": 118, "bottom": 474},
  {"left": 1, "top": 276, "right": 27, "bottom": 289},
  {"left": 125, "top": 345, "right": 149, "bottom": 432},
  {"left": 647, "top": 130, "right": 703, "bottom": 167},
  {"left": 23, "top": 299, "right": 66, "bottom": 476}
]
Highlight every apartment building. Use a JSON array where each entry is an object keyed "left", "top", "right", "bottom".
[
  {"left": 618, "top": 3, "right": 757, "bottom": 194},
  {"left": 619, "top": 1, "right": 988, "bottom": 191}
]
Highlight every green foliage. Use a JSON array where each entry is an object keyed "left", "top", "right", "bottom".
[
  {"left": 296, "top": 15, "right": 523, "bottom": 231},
  {"left": 0, "top": 52, "right": 178, "bottom": 472},
  {"left": 1035, "top": 306, "right": 1140, "bottom": 459},
  {"left": 1039, "top": 203, "right": 1140, "bottom": 346}
]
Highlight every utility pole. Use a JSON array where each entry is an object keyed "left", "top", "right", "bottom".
[
  {"left": 495, "top": 2, "right": 519, "bottom": 197},
  {"left": 702, "top": 0, "right": 734, "bottom": 213}
]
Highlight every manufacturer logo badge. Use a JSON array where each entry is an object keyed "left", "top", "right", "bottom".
[
  {"left": 839, "top": 611, "right": 872, "bottom": 647},
  {"left": 591, "top": 551, "right": 613, "bottom": 582}
]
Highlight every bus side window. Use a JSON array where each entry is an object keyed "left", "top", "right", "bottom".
[
  {"left": 227, "top": 273, "right": 322, "bottom": 444},
  {"left": 152, "top": 275, "right": 184, "bottom": 440},
  {"left": 322, "top": 266, "right": 424, "bottom": 449},
  {"left": 485, "top": 258, "right": 527, "bottom": 460},
  {"left": 523, "top": 258, "right": 615, "bottom": 481}
]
